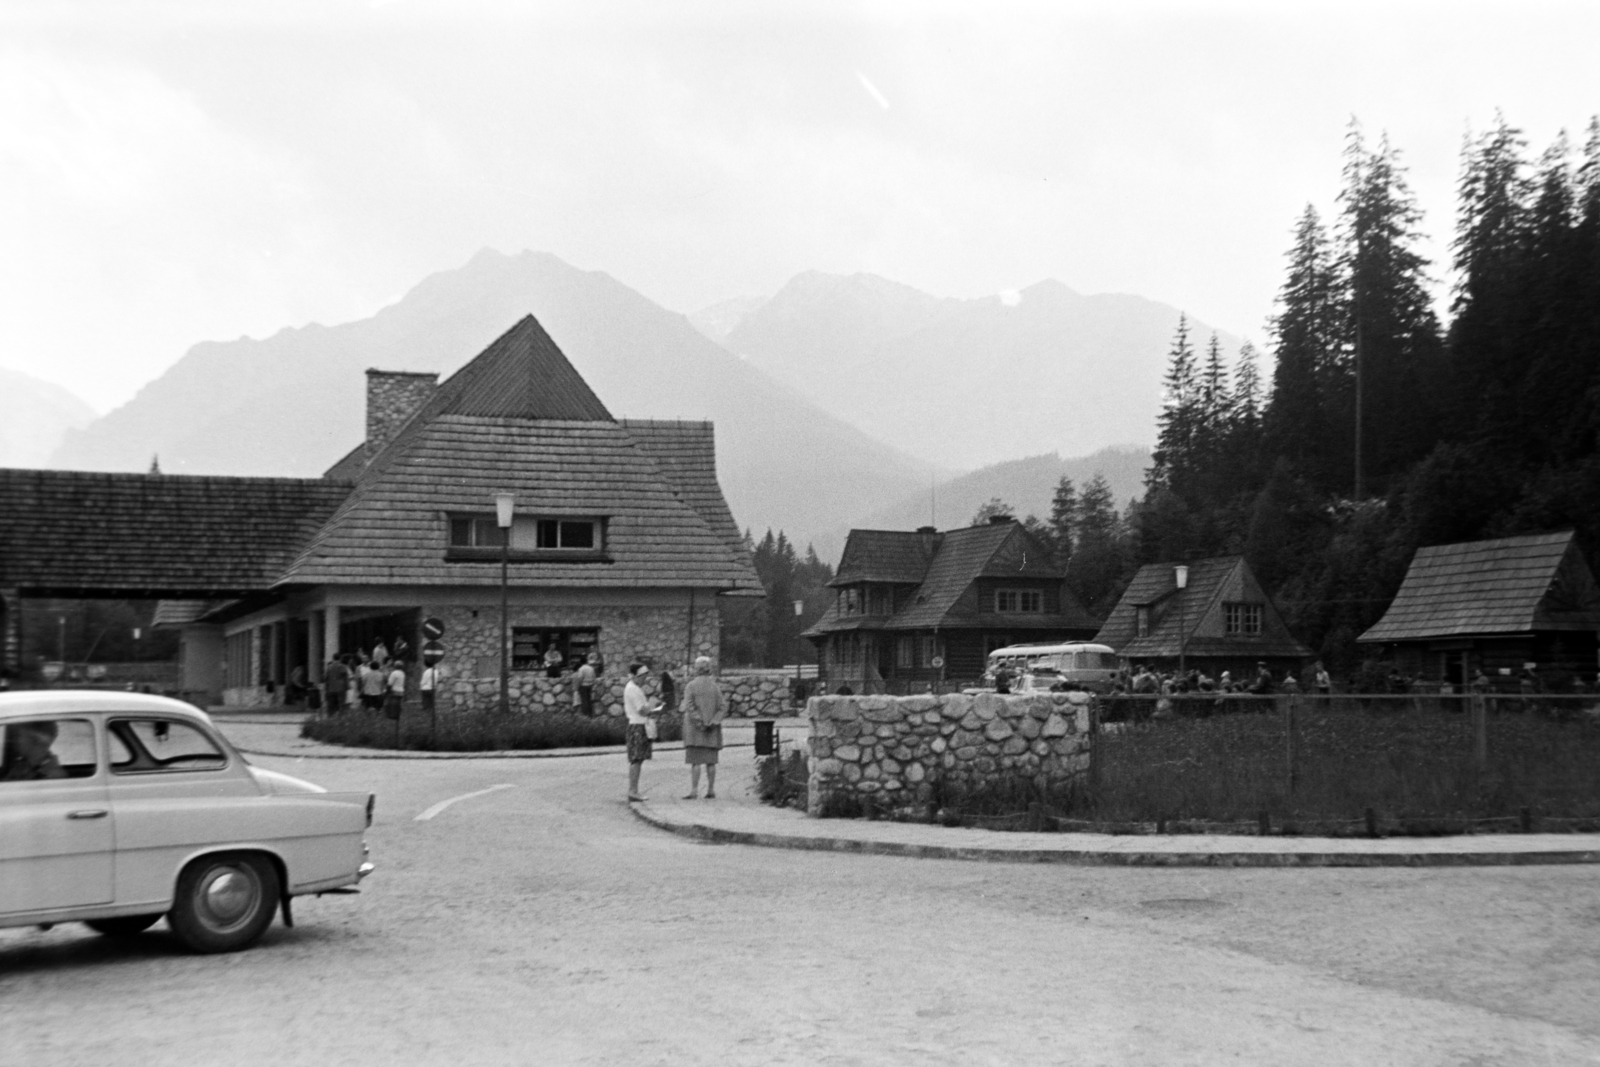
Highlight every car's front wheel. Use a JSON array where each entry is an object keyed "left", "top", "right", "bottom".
[
  {"left": 167, "top": 853, "right": 280, "bottom": 953},
  {"left": 85, "top": 914, "right": 162, "bottom": 937}
]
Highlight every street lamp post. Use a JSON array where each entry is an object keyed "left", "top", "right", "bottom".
[
  {"left": 495, "top": 492, "right": 515, "bottom": 716},
  {"left": 1174, "top": 564, "right": 1189, "bottom": 679}
]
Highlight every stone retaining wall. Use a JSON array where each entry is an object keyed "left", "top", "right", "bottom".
[
  {"left": 806, "top": 691, "right": 1094, "bottom": 816},
  {"left": 722, "top": 669, "right": 808, "bottom": 718}
]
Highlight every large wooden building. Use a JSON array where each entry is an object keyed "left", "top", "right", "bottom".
[
  {"left": 0, "top": 317, "right": 760, "bottom": 710},
  {"left": 1095, "top": 555, "right": 1311, "bottom": 678},
  {"left": 804, "top": 517, "right": 1098, "bottom": 690},
  {"left": 1357, "top": 531, "right": 1600, "bottom": 686}
]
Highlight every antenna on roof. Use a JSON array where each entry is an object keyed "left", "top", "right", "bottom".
[{"left": 930, "top": 470, "right": 936, "bottom": 529}]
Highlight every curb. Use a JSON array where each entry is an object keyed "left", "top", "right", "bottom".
[{"left": 626, "top": 804, "right": 1600, "bottom": 868}]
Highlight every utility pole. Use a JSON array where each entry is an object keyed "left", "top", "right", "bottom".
[{"left": 1353, "top": 250, "right": 1365, "bottom": 500}]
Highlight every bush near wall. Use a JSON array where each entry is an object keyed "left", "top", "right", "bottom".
[{"left": 301, "top": 707, "right": 683, "bottom": 752}]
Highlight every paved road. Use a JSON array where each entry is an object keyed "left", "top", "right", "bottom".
[{"left": 4, "top": 731, "right": 1600, "bottom": 1066}]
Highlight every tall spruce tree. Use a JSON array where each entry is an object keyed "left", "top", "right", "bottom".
[
  {"left": 1336, "top": 124, "right": 1443, "bottom": 491},
  {"left": 1147, "top": 314, "right": 1199, "bottom": 492},
  {"left": 1048, "top": 475, "right": 1077, "bottom": 567},
  {"left": 1263, "top": 205, "right": 1340, "bottom": 487}
]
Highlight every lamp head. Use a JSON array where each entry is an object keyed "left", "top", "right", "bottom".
[
  {"left": 494, "top": 492, "right": 515, "bottom": 528},
  {"left": 1174, "top": 564, "right": 1189, "bottom": 590}
]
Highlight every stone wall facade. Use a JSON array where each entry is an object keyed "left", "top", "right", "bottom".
[
  {"left": 806, "top": 691, "right": 1093, "bottom": 816},
  {"left": 720, "top": 669, "right": 814, "bottom": 718},
  {"left": 436, "top": 600, "right": 719, "bottom": 716}
]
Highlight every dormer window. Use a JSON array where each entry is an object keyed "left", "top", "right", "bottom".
[
  {"left": 841, "top": 587, "right": 863, "bottom": 615},
  {"left": 1136, "top": 606, "right": 1151, "bottom": 638},
  {"left": 447, "top": 513, "right": 608, "bottom": 561},
  {"left": 995, "top": 589, "right": 1042, "bottom": 613}
]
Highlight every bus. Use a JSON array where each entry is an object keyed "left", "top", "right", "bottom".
[{"left": 983, "top": 642, "right": 1121, "bottom": 694}]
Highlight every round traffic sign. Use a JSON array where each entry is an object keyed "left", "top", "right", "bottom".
[
  {"left": 931, "top": 655, "right": 945, "bottom": 669},
  {"left": 422, "top": 640, "right": 446, "bottom": 666},
  {"left": 421, "top": 617, "right": 446, "bottom": 641}
]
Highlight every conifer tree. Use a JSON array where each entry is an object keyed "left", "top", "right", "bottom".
[
  {"left": 1148, "top": 314, "right": 1199, "bottom": 492},
  {"left": 1048, "top": 475, "right": 1077, "bottom": 566},
  {"left": 1263, "top": 205, "right": 1339, "bottom": 486},
  {"left": 1336, "top": 124, "right": 1443, "bottom": 490}
]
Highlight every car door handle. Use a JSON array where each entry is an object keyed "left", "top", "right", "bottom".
[{"left": 67, "top": 809, "right": 109, "bottom": 819}]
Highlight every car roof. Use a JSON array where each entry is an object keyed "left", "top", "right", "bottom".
[
  {"left": 988, "top": 643, "right": 1115, "bottom": 656},
  {"left": 0, "top": 690, "right": 213, "bottom": 723}
]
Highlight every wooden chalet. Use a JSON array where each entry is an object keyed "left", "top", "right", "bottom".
[
  {"left": 1095, "top": 555, "right": 1311, "bottom": 678},
  {"left": 1357, "top": 531, "right": 1600, "bottom": 686},
  {"left": 804, "top": 517, "right": 1098, "bottom": 690},
  {"left": 0, "top": 316, "right": 760, "bottom": 708}
]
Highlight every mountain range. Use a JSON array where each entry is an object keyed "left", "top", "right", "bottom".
[
  {"left": 0, "top": 367, "right": 96, "bottom": 468},
  {"left": 704, "top": 271, "right": 1242, "bottom": 471},
  {"left": 46, "top": 248, "right": 1219, "bottom": 553}
]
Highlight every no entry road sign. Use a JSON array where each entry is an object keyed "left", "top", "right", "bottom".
[
  {"left": 422, "top": 640, "right": 446, "bottom": 667},
  {"left": 422, "top": 617, "right": 446, "bottom": 641}
]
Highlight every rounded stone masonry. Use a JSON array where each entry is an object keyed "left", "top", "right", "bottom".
[{"left": 806, "top": 691, "right": 1094, "bottom": 816}]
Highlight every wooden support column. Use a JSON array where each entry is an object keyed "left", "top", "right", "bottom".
[
  {"left": 324, "top": 604, "right": 341, "bottom": 671},
  {"left": 0, "top": 588, "right": 20, "bottom": 678},
  {"left": 308, "top": 610, "right": 323, "bottom": 683}
]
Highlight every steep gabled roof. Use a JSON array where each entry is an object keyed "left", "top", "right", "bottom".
[
  {"left": 620, "top": 419, "right": 754, "bottom": 581},
  {"left": 807, "top": 521, "right": 1096, "bottom": 634},
  {"left": 279, "top": 415, "right": 759, "bottom": 590},
  {"left": 1097, "top": 555, "right": 1310, "bottom": 659},
  {"left": 830, "top": 529, "right": 939, "bottom": 585},
  {"left": 0, "top": 469, "right": 350, "bottom": 597},
  {"left": 349, "top": 316, "right": 612, "bottom": 487},
  {"left": 1358, "top": 531, "right": 1600, "bottom": 643}
]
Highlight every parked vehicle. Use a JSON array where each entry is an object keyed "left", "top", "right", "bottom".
[
  {"left": 983, "top": 642, "right": 1121, "bottom": 694},
  {"left": 0, "top": 691, "right": 374, "bottom": 953}
]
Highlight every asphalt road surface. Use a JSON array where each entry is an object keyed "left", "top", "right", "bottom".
[{"left": 4, "top": 738, "right": 1600, "bottom": 1066}]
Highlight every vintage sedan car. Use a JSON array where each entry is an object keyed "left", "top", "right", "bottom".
[{"left": 0, "top": 690, "right": 373, "bottom": 953}]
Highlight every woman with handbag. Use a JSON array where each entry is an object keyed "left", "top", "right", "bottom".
[{"left": 623, "top": 662, "right": 661, "bottom": 802}]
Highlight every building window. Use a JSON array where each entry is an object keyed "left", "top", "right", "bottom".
[
  {"left": 1224, "top": 602, "right": 1263, "bottom": 636},
  {"left": 867, "top": 587, "right": 892, "bottom": 615},
  {"left": 919, "top": 636, "right": 937, "bottom": 667},
  {"left": 1136, "top": 606, "right": 1150, "bottom": 638},
  {"left": 840, "top": 588, "right": 862, "bottom": 615},
  {"left": 447, "top": 514, "right": 606, "bottom": 559},
  {"left": 511, "top": 627, "right": 600, "bottom": 671},
  {"left": 995, "top": 589, "right": 1042, "bottom": 613},
  {"left": 225, "top": 631, "right": 252, "bottom": 690},
  {"left": 896, "top": 636, "right": 913, "bottom": 668},
  {"left": 534, "top": 519, "right": 598, "bottom": 550},
  {"left": 835, "top": 634, "right": 862, "bottom": 667}
]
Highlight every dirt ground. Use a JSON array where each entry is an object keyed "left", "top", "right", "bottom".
[{"left": 3, "top": 727, "right": 1599, "bottom": 1066}]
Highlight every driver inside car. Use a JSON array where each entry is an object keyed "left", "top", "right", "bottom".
[{"left": 0, "top": 720, "right": 67, "bottom": 781}]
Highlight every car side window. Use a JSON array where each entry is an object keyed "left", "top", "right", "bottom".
[
  {"left": 109, "top": 719, "right": 227, "bottom": 774},
  {"left": 0, "top": 718, "right": 98, "bottom": 782}
]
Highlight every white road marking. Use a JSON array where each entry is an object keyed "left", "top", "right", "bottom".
[{"left": 414, "top": 783, "right": 515, "bottom": 822}]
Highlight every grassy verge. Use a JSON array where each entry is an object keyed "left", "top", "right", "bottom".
[{"left": 301, "top": 708, "right": 683, "bottom": 752}]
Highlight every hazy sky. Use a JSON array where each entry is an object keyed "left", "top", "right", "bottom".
[{"left": 2, "top": 0, "right": 1597, "bottom": 412}]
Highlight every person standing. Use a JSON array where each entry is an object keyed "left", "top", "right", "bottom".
[
  {"left": 323, "top": 656, "right": 350, "bottom": 716},
  {"left": 681, "top": 656, "right": 727, "bottom": 799},
  {"left": 624, "top": 663, "right": 660, "bottom": 802},
  {"left": 1313, "top": 661, "right": 1332, "bottom": 696},
  {"left": 361, "top": 659, "right": 386, "bottom": 711},
  {"left": 384, "top": 660, "right": 407, "bottom": 720},
  {"left": 419, "top": 660, "right": 440, "bottom": 720},
  {"left": 576, "top": 653, "right": 598, "bottom": 717},
  {"left": 372, "top": 639, "right": 389, "bottom": 668},
  {"left": 543, "top": 644, "right": 565, "bottom": 679}
]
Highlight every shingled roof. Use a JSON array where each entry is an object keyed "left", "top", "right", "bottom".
[
  {"left": 1358, "top": 531, "right": 1600, "bottom": 643},
  {"left": 1096, "top": 555, "right": 1311, "bottom": 660},
  {"left": 280, "top": 318, "right": 757, "bottom": 591},
  {"left": 807, "top": 521, "right": 1097, "bottom": 634},
  {"left": 0, "top": 469, "right": 350, "bottom": 597}
]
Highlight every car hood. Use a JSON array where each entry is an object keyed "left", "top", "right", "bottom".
[{"left": 248, "top": 766, "right": 328, "bottom": 795}]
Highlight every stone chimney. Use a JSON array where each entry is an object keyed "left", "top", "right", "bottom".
[{"left": 365, "top": 369, "right": 438, "bottom": 460}]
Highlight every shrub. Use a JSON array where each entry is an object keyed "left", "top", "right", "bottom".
[
  {"left": 301, "top": 707, "right": 683, "bottom": 752},
  {"left": 757, "top": 749, "right": 808, "bottom": 809}
]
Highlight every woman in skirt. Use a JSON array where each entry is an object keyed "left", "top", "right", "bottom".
[
  {"left": 624, "top": 663, "right": 660, "bottom": 802},
  {"left": 680, "top": 656, "right": 727, "bottom": 799}
]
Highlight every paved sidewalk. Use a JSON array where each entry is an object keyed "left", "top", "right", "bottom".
[{"left": 632, "top": 789, "right": 1600, "bottom": 868}]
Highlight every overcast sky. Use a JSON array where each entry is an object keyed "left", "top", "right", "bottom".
[{"left": 2, "top": 0, "right": 1597, "bottom": 412}]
